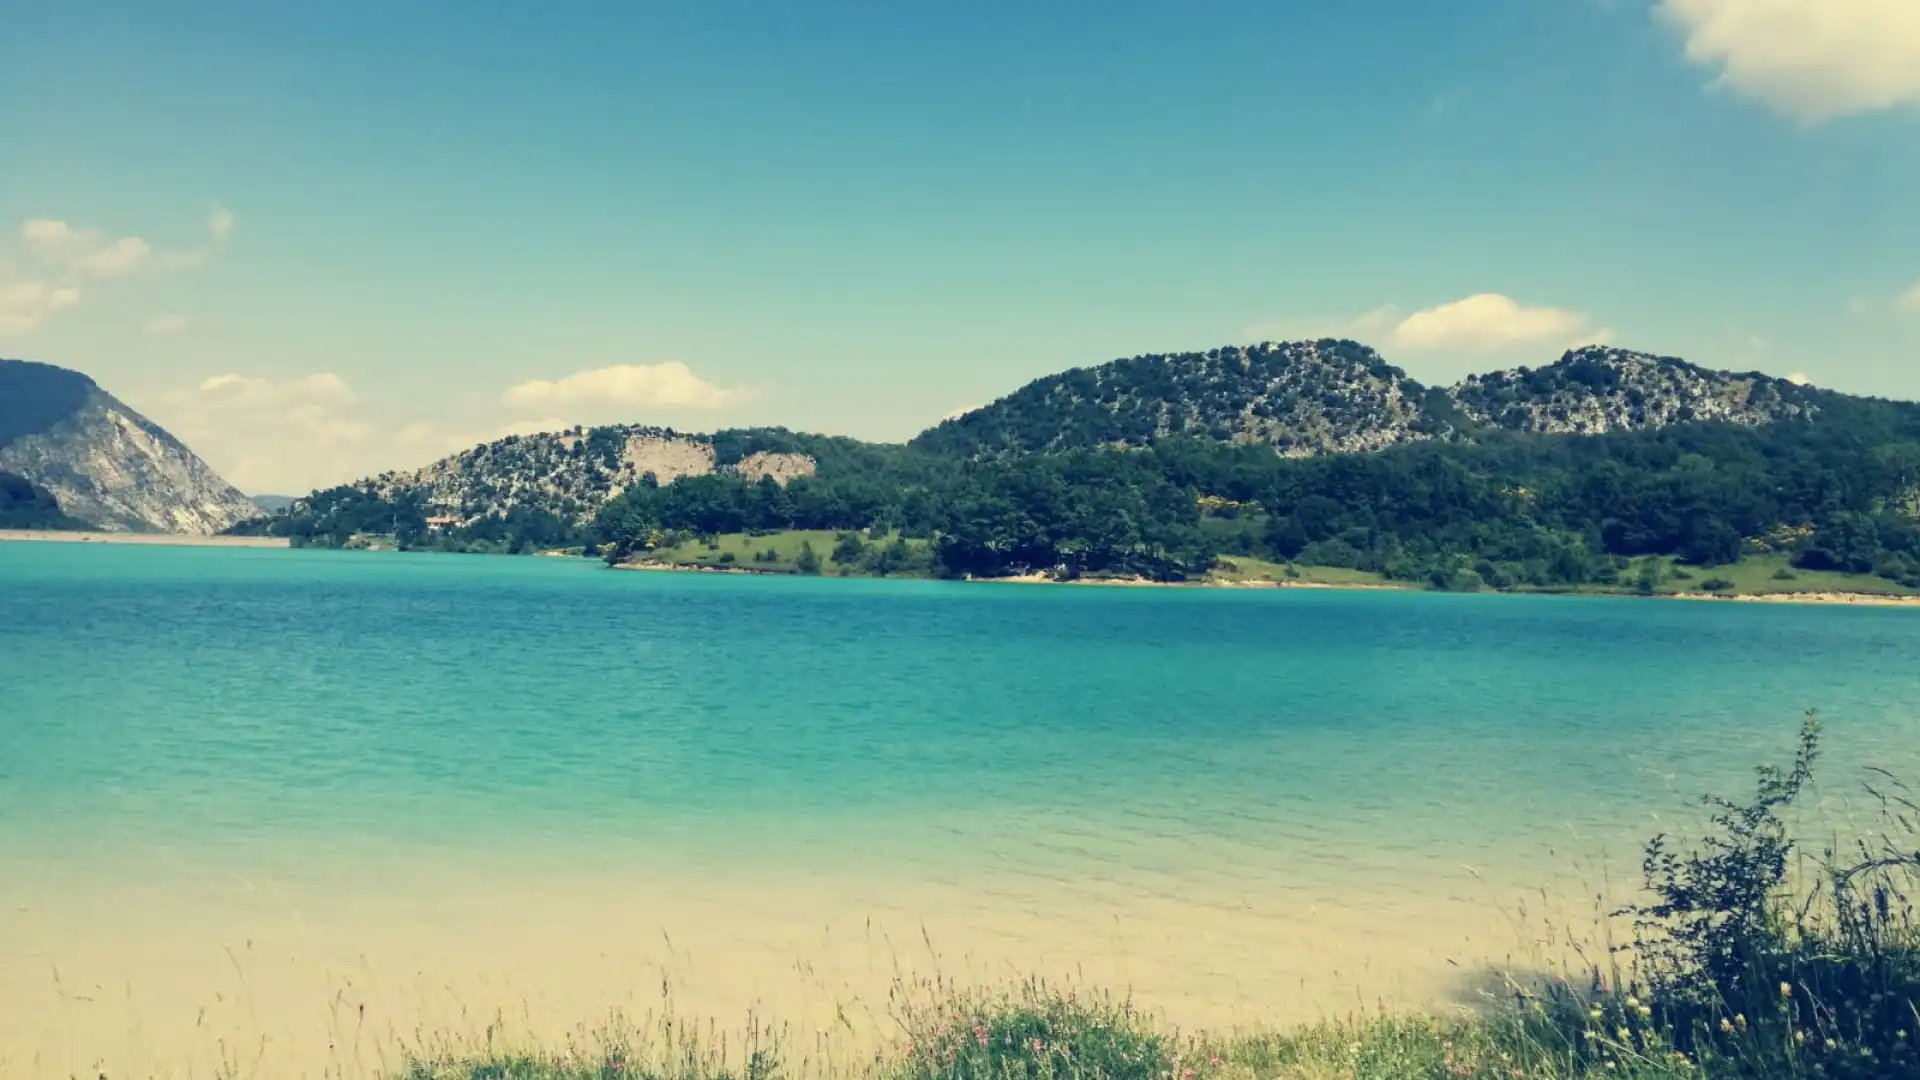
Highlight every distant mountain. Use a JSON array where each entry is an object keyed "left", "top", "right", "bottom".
[
  {"left": 913, "top": 342, "right": 1831, "bottom": 458},
  {"left": 0, "top": 359, "right": 259, "bottom": 533},
  {"left": 249, "top": 494, "right": 298, "bottom": 513}
]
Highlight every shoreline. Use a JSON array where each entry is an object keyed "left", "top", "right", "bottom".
[
  {"left": 611, "top": 557, "right": 1918, "bottom": 607},
  {"left": 0, "top": 529, "right": 291, "bottom": 549}
]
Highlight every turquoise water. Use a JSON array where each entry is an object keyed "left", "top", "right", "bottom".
[{"left": 2, "top": 542, "right": 1917, "bottom": 1074}]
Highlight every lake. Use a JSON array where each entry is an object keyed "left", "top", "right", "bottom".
[{"left": 2, "top": 543, "right": 1916, "bottom": 1077}]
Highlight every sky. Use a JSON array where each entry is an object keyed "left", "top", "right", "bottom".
[{"left": 2, "top": 1, "right": 1917, "bottom": 494}]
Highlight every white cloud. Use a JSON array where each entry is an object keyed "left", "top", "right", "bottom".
[
  {"left": 1247, "top": 295, "right": 1605, "bottom": 356},
  {"left": 1657, "top": 0, "right": 1920, "bottom": 121},
  {"left": 1847, "top": 296, "right": 1871, "bottom": 316},
  {"left": 22, "top": 218, "right": 98, "bottom": 255},
  {"left": 144, "top": 313, "right": 190, "bottom": 336},
  {"left": 161, "top": 372, "right": 374, "bottom": 493},
  {"left": 0, "top": 277, "right": 82, "bottom": 337},
  {"left": 1898, "top": 282, "right": 1920, "bottom": 313},
  {"left": 1390, "top": 293, "right": 1602, "bottom": 352},
  {"left": 208, "top": 203, "right": 235, "bottom": 240},
  {"left": 1786, "top": 372, "right": 1812, "bottom": 385},
  {"left": 70, "top": 236, "right": 153, "bottom": 277},
  {"left": 501, "top": 361, "right": 740, "bottom": 411}
]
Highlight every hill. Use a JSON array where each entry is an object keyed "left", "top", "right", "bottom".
[
  {"left": 915, "top": 343, "right": 1828, "bottom": 458},
  {"left": 911, "top": 339, "right": 1449, "bottom": 458},
  {"left": 242, "top": 339, "right": 1920, "bottom": 591},
  {"left": 0, "top": 359, "right": 259, "bottom": 533}
]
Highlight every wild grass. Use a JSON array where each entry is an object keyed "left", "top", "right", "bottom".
[{"left": 394, "top": 714, "right": 1918, "bottom": 1080}]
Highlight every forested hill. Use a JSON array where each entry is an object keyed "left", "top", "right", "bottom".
[
  {"left": 914, "top": 343, "right": 1827, "bottom": 458},
  {"left": 236, "top": 338, "right": 1920, "bottom": 594}
]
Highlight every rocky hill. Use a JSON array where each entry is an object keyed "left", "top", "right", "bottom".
[
  {"left": 1452, "top": 347, "right": 1822, "bottom": 434},
  {"left": 351, "top": 425, "right": 817, "bottom": 525},
  {"left": 0, "top": 359, "right": 259, "bottom": 532},
  {"left": 912, "top": 340, "right": 1450, "bottom": 458},
  {"left": 915, "top": 342, "right": 1830, "bottom": 457}
]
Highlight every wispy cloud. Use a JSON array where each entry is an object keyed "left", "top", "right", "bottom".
[
  {"left": 208, "top": 203, "right": 235, "bottom": 240},
  {"left": 1656, "top": 0, "right": 1920, "bottom": 122},
  {"left": 144, "top": 313, "right": 191, "bottom": 336},
  {"left": 1899, "top": 282, "right": 1920, "bottom": 313},
  {"left": 0, "top": 277, "right": 82, "bottom": 337}
]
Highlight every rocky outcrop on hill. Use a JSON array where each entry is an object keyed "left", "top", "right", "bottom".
[
  {"left": 1450, "top": 346, "right": 1821, "bottom": 434},
  {"left": 916, "top": 342, "right": 1830, "bottom": 459},
  {"left": 361, "top": 425, "right": 815, "bottom": 525},
  {"left": 0, "top": 358, "right": 258, "bottom": 533},
  {"left": 912, "top": 340, "right": 1450, "bottom": 458}
]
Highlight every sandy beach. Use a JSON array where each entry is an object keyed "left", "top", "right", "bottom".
[{"left": 0, "top": 529, "right": 291, "bottom": 549}]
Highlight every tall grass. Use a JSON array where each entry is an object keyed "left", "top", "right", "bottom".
[{"left": 394, "top": 715, "right": 1917, "bottom": 1080}]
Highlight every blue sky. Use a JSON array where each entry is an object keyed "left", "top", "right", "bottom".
[{"left": 2, "top": 1, "right": 1917, "bottom": 492}]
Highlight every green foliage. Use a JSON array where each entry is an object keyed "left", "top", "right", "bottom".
[
  {"left": 1590, "top": 715, "right": 1920, "bottom": 1079},
  {"left": 1699, "top": 577, "right": 1736, "bottom": 592},
  {"left": 0, "top": 470, "right": 92, "bottom": 529},
  {"left": 831, "top": 531, "right": 867, "bottom": 565},
  {"left": 795, "top": 541, "right": 821, "bottom": 575}
]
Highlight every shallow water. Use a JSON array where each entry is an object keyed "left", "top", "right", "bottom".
[{"left": 2, "top": 543, "right": 1916, "bottom": 1076}]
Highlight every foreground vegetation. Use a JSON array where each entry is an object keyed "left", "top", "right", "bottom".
[{"left": 398, "top": 717, "right": 1918, "bottom": 1080}]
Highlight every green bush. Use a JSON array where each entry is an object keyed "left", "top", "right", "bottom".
[{"left": 1699, "top": 577, "right": 1735, "bottom": 592}]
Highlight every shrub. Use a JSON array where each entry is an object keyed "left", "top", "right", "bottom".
[
  {"left": 717, "top": 552, "right": 736, "bottom": 564},
  {"left": 1698, "top": 577, "right": 1735, "bottom": 592},
  {"left": 1608, "top": 714, "right": 1920, "bottom": 1078},
  {"left": 1772, "top": 567, "right": 1798, "bottom": 581}
]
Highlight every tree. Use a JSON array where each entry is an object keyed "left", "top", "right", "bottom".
[{"left": 795, "top": 540, "right": 822, "bottom": 575}]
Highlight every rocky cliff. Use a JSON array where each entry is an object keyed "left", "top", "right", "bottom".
[{"left": 0, "top": 359, "right": 258, "bottom": 533}]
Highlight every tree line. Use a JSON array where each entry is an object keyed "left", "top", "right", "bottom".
[{"left": 236, "top": 397, "right": 1920, "bottom": 588}]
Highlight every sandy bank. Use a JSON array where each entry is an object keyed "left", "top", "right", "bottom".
[
  {"left": 0, "top": 529, "right": 290, "bottom": 549},
  {"left": 1671, "top": 589, "right": 1920, "bottom": 608}
]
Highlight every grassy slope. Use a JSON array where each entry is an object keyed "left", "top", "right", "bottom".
[
  {"left": 635, "top": 529, "right": 933, "bottom": 576},
  {"left": 1561, "top": 554, "right": 1920, "bottom": 598}
]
